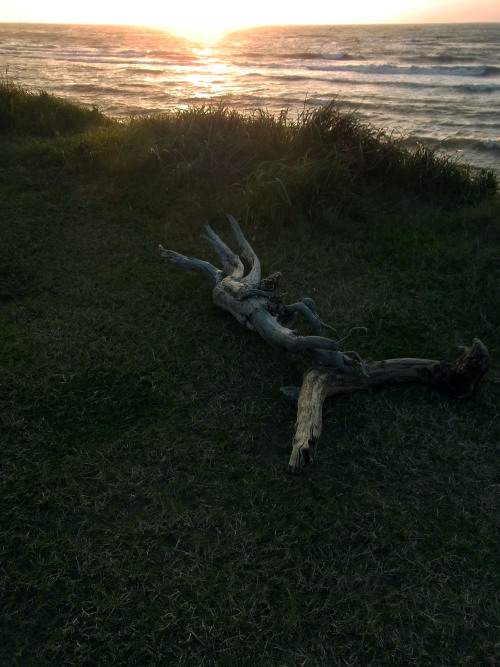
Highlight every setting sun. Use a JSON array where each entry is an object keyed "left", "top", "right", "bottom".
[
  {"left": 1, "top": 0, "right": 499, "bottom": 31},
  {"left": 153, "top": 3, "right": 253, "bottom": 34},
  {"left": 151, "top": 1, "right": 403, "bottom": 34}
]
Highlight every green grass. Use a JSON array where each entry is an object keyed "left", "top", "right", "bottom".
[{"left": 1, "top": 85, "right": 499, "bottom": 665}]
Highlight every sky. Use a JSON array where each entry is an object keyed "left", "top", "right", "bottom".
[{"left": 0, "top": 0, "right": 499, "bottom": 32}]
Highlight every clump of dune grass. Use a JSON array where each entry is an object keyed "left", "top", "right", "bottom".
[
  {"left": 86, "top": 100, "right": 498, "bottom": 215},
  {"left": 2, "top": 79, "right": 496, "bottom": 211},
  {"left": 0, "top": 76, "right": 109, "bottom": 136},
  {"left": 400, "top": 141, "right": 499, "bottom": 204},
  {"left": 0, "top": 85, "right": 497, "bottom": 218}
]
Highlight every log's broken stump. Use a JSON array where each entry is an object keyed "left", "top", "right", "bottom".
[{"left": 160, "top": 215, "right": 491, "bottom": 469}]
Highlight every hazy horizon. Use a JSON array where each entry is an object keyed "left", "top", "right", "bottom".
[{"left": 1, "top": 0, "right": 499, "bottom": 33}]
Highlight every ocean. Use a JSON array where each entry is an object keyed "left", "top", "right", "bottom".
[{"left": 1, "top": 22, "right": 499, "bottom": 173}]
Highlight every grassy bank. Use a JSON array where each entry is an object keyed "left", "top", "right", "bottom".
[{"left": 1, "top": 85, "right": 499, "bottom": 665}]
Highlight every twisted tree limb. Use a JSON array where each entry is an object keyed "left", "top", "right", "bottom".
[
  {"left": 283, "top": 340, "right": 491, "bottom": 467},
  {"left": 160, "top": 216, "right": 491, "bottom": 469}
]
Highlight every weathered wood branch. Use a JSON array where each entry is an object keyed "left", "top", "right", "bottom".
[
  {"left": 284, "top": 339, "right": 491, "bottom": 468},
  {"left": 159, "top": 216, "right": 491, "bottom": 469},
  {"left": 160, "top": 215, "right": 364, "bottom": 373}
]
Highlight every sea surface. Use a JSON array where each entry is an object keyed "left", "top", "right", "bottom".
[{"left": 1, "top": 22, "right": 499, "bottom": 173}]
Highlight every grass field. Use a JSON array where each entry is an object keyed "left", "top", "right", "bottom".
[{"left": 1, "top": 84, "right": 500, "bottom": 665}]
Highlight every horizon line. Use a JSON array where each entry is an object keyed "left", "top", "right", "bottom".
[{"left": 2, "top": 19, "right": 500, "bottom": 28}]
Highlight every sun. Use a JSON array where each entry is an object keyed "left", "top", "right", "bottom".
[
  {"left": 4, "top": 0, "right": 499, "bottom": 32},
  {"left": 148, "top": 0, "right": 423, "bottom": 36},
  {"left": 155, "top": 2, "right": 251, "bottom": 36}
]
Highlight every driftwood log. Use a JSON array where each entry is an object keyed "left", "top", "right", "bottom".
[{"left": 160, "top": 215, "right": 491, "bottom": 469}]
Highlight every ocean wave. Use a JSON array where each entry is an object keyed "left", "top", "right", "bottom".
[
  {"left": 240, "top": 50, "right": 361, "bottom": 62},
  {"left": 306, "top": 62, "right": 500, "bottom": 78},
  {"left": 130, "top": 67, "right": 165, "bottom": 76},
  {"left": 483, "top": 65, "right": 500, "bottom": 77},
  {"left": 147, "top": 49, "right": 201, "bottom": 61},
  {"left": 407, "top": 135, "right": 500, "bottom": 153},
  {"left": 2, "top": 44, "right": 200, "bottom": 67},
  {"left": 18, "top": 53, "right": 199, "bottom": 68},
  {"left": 280, "top": 52, "right": 322, "bottom": 60},
  {"left": 283, "top": 51, "right": 360, "bottom": 61},
  {"left": 442, "top": 137, "right": 500, "bottom": 152},
  {"left": 483, "top": 139, "right": 500, "bottom": 151},
  {"left": 67, "top": 84, "right": 122, "bottom": 95},
  {"left": 459, "top": 83, "right": 500, "bottom": 93},
  {"left": 2, "top": 44, "right": 58, "bottom": 53},
  {"left": 403, "top": 53, "right": 477, "bottom": 65},
  {"left": 245, "top": 70, "right": 500, "bottom": 95},
  {"left": 323, "top": 53, "right": 361, "bottom": 61}
]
